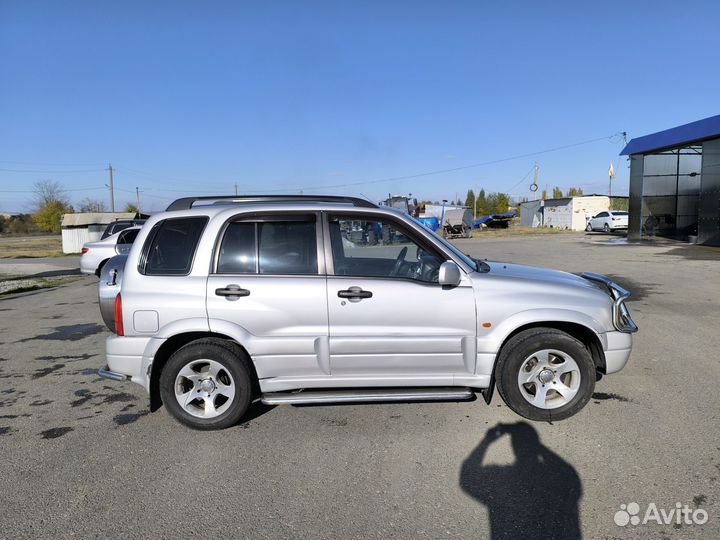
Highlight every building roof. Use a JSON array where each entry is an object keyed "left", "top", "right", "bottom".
[
  {"left": 61, "top": 212, "right": 136, "bottom": 227},
  {"left": 620, "top": 114, "right": 720, "bottom": 155}
]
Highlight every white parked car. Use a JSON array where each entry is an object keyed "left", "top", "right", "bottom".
[
  {"left": 80, "top": 227, "right": 141, "bottom": 276},
  {"left": 586, "top": 211, "right": 629, "bottom": 233}
]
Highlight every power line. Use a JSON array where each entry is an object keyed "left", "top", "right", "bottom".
[
  {"left": 249, "top": 133, "right": 624, "bottom": 192},
  {"left": 0, "top": 167, "right": 104, "bottom": 173},
  {"left": 0, "top": 187, "right": 106, "bottom": 193}
]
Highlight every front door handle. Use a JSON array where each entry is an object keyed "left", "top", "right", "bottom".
[
  {"left": 215, "top": 284, "right": 251, "bottom": 300},
  {"left": 338, "top": 287, "right": 373, "bottom": 301}
]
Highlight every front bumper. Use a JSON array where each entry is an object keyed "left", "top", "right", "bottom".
[{"left": 604, "top": 331, "right": 633, "bottom": 374}]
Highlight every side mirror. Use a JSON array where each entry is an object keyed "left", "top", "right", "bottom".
[{"left": 438, "top": 261, "right": 462, "bottom": 287}]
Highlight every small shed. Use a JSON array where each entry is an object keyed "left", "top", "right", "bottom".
[
  {"left": 61, "top": 212, "right": 136, "bottom": 253},
  {"left": 520, "top": 196, "right": 614, "bottom": 230}
]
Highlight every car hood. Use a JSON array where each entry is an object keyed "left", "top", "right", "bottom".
[{"left": 484, "top": 261, "right": 600, "bottom": 291}]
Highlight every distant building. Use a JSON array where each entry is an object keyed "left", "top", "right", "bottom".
[
  {"left": 620, "top": 114, "right": 720, "bottom": 245},
  {"left": 520, "top": 195, "right": 626, "bottom": 231},
  {"left": 61, "top": 212, "right": 136, "bottom": 253}
]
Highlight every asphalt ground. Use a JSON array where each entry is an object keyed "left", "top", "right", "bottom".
[{"left": 0, "top": 232, "right": 718, "bottom": 539}]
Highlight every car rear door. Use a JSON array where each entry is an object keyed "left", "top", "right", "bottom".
[
  {"left": 206, "top": 212, "right": 329, "bottom": 380},
  {"left": 324, "top": 212, "right": 477, "bottom": 381}
]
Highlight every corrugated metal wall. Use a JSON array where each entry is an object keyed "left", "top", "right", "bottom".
[
  {"left": 61, "top": 227, "right": 103, "bottom": 253},
  {"left": 62, "top": 228, "right": 89, "bottom": 253},
  {"left": 700, "top": 138, "right": 720, "bottom": 245}
]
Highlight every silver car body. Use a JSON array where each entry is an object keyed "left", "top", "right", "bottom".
[
  {"left": 102, "top": 203, "right": 634, "bottom": 396},
  {"left": 80, "top": 227, "right": 141, "bottom": 275}
]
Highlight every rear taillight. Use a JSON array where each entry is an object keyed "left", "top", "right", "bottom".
[
  {"left": 82, "top": 247, "right": 89, "bottom": 254},
  {"left": 612, "top": 217, "right": 618, "bottom": 221},
  {"left": 114, "top": 293, "right": 124, "bottom": 336}
]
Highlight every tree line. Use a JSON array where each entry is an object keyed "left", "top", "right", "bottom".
[
  {"left": 0, "top": 180, "right": 139, "bottom": 234},
  {"left": 463, "top": 189, "right": 511, "bottom": 216}
]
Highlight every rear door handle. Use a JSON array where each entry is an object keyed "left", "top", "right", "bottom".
[
  {"left": 215, "top": 284, "right": 251, "bottom": 300},
  {"left": 338, "top": 287, "right": 373, "bottom": 300}
]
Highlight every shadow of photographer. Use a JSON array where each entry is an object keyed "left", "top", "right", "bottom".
[{"left": 460, "top": 422, "right": 582, "bottom": 540}]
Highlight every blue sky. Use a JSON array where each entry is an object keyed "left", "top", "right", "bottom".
[{"left": 1, "top": 0, "right": 719, "bottom": 212}]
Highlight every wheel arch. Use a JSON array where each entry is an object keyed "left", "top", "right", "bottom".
[
  {"left": 496, "top": 321, "right": 606, "bottom": 374},
  {"left": 148, "top": 331, "right": 259, "bottom": 412}
]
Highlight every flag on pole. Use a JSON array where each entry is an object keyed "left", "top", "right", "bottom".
[{"left": 608, "top": 163, "right": 615, "bottom": 179}]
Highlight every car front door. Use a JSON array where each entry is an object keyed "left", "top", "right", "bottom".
[
  {"left": 592, "top": 211, "right": 608, "bottom": 229},
  {"left": 206, "top": 212, "right": 329, "bottom": 380},
  {"left": 325, "top": 212, "right": 477, "bottom": 382}
]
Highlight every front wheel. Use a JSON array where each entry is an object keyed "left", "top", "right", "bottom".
[
  {"left": 585, "top": 222, "right": 593, "bottom": 232},
  {"left": 495, "top": 328, "right": 596, "bottom": 421},
  {"left": 160, "top": 339, "right": 252, "bottom": 430}
]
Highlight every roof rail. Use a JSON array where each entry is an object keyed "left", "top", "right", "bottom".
[{"left": 166, "top": 195, "right": 378, "bottom": 211}]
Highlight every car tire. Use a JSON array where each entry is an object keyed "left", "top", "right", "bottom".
[
  {"left": 603, "top": 223, "right": 610, "bottom": 233},
  {"left": 160, "top": 338, "right": 253, "bottom": 430},
  {"left": 495, "top": 328, "right": 596, "bottom": 422},
  {"left": 585, "top": 223, "right": 593, "bottom": 232}
]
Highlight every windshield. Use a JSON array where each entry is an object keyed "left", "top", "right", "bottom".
[{"left": 425, "top": 227, "right": 478, "bottom": 271}]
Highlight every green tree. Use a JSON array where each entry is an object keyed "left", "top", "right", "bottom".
[
  {"left": 124, "top": 203, "right": 140, "bottom": 214},
  {"left": 476, "top": 188, "right": 488, "bottom": 216},
  {"left": 31, "top": 180, "right": 73, "bottom": 233},
  {"left": 464, "top": 189, "right": 475, "bottom": 210},
  {"left": 495, "top": 193, "right": 510, "bottom": 213},
  {"left": 33, "top": 200, "right": 73, "bottom": 233},
  {"left": 6, "top": 214, "right": 36, "bottom": 234},
  {"left": 541, "top": 189, "right": 548, "bottom": 201},
  {"left": 567, "top": 187, "right": 584, "bottom": 197},
  {"left": 552, "top": 187, "right": 563, "bottom": 198}
]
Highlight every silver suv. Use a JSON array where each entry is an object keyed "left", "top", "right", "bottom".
[{"left": 97, "top": 195, "right": 637, "bottom": 430}]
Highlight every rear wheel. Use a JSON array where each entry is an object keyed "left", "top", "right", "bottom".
[
  {"left": 495, "top": 328, "right": 595, "bottom": 421},
  {"left": 160, "top": 339, "right": 252, "bottom": 430},
  {"left": 603, "top": 223, "right": 610, "bottom": 233}
]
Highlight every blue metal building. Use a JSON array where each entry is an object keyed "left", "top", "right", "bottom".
[{"left": 621, "top": 115, "right": 720, "bottom": 246}]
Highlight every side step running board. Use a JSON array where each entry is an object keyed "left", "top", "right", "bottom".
[{"left": 261, "top": 387, "right": 475, "bottom": 405}]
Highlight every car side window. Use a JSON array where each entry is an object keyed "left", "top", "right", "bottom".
[
  {"left": 596, "top": 212, "right": 608, "bottom": 218},
  {"left": 141, "top": 217, "right": 208, "bottom": 276},
  {"left": 117, "top": 229, "right": 139, "bottom": 244},
  {"left": 217, "top": 217, "right": 318, "bottom": 275},
  {"left": 328, "top": 216, "right": 441, "bottom": 283}
]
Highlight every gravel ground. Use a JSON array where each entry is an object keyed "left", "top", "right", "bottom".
[{"left": 0, "top": 233, "right": 718, "bottom": 539}]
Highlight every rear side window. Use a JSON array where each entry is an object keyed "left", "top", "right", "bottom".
[
  {"left": 217, "top": 218, "right": 318, "bottom": 275},
  {"left": 141, "top": 217, "right": 208, "bottom": 276},
  {"left": 117, "top": 228, "right": 139, "bottom": 244}
]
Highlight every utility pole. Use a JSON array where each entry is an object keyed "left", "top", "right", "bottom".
[
  {"left": 107, "top": 163, "right": 115, "bottom": 212},
  {"left": 135, "top": 187, "right": 141, "bottom": 214},
  {"left": 234, "top": 183, "right": 238, "bottom": 196}
]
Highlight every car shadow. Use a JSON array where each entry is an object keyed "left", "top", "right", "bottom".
[{"left": 459, "top": 421, "right": 582, "bottom": 540}]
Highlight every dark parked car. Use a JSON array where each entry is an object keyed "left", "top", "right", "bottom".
[{"left": 101, "top": 219, "right": 146, "bottom": 239}]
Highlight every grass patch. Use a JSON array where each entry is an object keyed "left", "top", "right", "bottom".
[
  {"left": 466, "top": 226, "right": 579, "bottom": 239},
  {"left": 0, "top": 235, "right": 65, "bottom": 258},
  {"left": 0, "top": 276, "right": 81, "bottom": 296}
]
